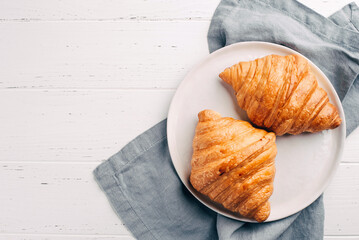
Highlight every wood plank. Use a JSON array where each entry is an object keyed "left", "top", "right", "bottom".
[
  {"left": 0, "top": 0, "right": 220, "bottom": 21},
  {"left": 0, "top": 21, "right": 209, "bottom": 89},
  {"left": 343, "top": 127, "right": 359, "bottom": 162},
  {"left": 0, "top": 0, "right": 355, "bottom": 21},
  {"left": 0, "top": 234, "right": 134, "bottom": 240},
  {"left": 324, "top": 163, "right": 359, "bottom": 235},
  {"left": 0, "top": 90, "right": 358, "bottom": 163},
  {"left": 299, "top": 0, "right": 356, "bottom": 17},
  {"left": 0, "top": 90, "right": 174, "bottom": 162},
  {"left": 0, "top": 2, "right": 357, "bottom": 90},
  {"left": 0, "top": 162, "right": 358, "bottom": 235},
  {"left": 0, "top": 162, "right": 126, "bottom": 235},
  {"left": 325, "top": 237, "right": 359, "bottom": 240},
  {"left": 0, "top": 89, "right": 358, "bottom": 163}
]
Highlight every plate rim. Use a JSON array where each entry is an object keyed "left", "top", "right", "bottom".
[{"left": 167, "top": 41, "right": 346, "bottom": 222}]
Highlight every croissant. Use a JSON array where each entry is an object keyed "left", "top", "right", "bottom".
[
  {"left": 219, "top": 54, "right": 342, "bottom": 136},
  {"left": 190, "top": 110, "right": 277, "bottom": 222}
]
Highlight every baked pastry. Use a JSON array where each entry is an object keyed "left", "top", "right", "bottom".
[
  {"left": 190, "top": 110, "right": 277, "bottom": 222},
  {"left": 219, "top": 54, "right": 342, "bottom": 136}
]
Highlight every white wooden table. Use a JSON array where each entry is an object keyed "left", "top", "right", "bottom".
[{"left": 0, "top": 0, "right": 358, "bottom": 239}]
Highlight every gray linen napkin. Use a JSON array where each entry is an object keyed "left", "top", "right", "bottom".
[{"left": 94, "top": 0, "right": 359, "bottom": 239}]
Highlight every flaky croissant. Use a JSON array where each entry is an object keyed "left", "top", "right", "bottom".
[
  {"left": 219, "top": 54, "right": 342, "bottom": 136},
  {"left": 190, "top": 110, "right": 277, "bottom": 222}
]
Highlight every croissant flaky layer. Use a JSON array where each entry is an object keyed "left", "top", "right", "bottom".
[
  {"left": 219, "top": 54, "right": 342, "bottom": 136},
  {"left": 190, "top": 110, "right": 277, "bottom": 222}
]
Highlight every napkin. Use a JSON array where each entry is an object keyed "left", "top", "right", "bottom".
[{"left": 94, "top": 0, "right": 359, "bottom": 239}]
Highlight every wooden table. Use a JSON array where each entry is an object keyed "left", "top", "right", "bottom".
[{"left": 0, "top": 0, "right": 358, "bottom": 239}]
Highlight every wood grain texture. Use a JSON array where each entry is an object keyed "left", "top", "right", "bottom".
[
  {"left": 0, "top": 90, "right": 174, "bottom": 162},
  {"left": 0, "top": 0, "right": 220, "bottom": 21},
  {"left": 0, "top": 163, "right": 124, "bottom": 235},
  {"left": 0, "top": 0, "right": 356, "bottom": 21},
  {"left": 0, "top": 235, "right": 134, "bottom": 240},
  {"left": 298, "top": 0, "right": 356, "bottom": 16},
  {"left": 0, "top": 162, "right": 358, "bottom": 235},
  {"left": 325, "top": 237, "right": 359, "bottom": 240},
  {"left": 0, "top": 90, "right": 358, "bottom": 163},
  {"left": 324, "top": 163, "right": 359, "bottom": 235},
  {"left": 0, "top": 1, "right": 357, "bottom": 90},
  {"left": 0, "top": 22, "right": 208, "bottom": 89}
]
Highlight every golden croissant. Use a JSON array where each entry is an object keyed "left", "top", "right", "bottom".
[
  {"left": 219, "top": 54, "right": 342, "bottom": 136},
  {"left": 190, "top": 110, "right": 277, "bottom": 222}
]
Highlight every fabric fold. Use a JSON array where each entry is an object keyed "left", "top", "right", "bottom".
[{"left": 94, "top": 120, "right": 218, "bottom": 240}]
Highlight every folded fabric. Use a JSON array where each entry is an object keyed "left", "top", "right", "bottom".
[
  {"left": 94, "top": 120, "right": 218, "bottom": 240},
  {"left": 94, "top": 0, "right": 359, "bottom": 239}
]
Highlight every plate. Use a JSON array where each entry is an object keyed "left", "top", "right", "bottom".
[{"left": 167, "top": 41, "right": 346, "bottom": 222}]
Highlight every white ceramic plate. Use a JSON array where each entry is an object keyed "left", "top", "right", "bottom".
[{"left": 167, "top": 41, "right": 346, "bottom": 222}]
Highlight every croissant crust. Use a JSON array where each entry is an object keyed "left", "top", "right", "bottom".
[
  {"left": 190, "top": 110, "right": 277, "bottom": 222},
  {"left": 219, "top": 54, "right": 342, "bottom": 136}
]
